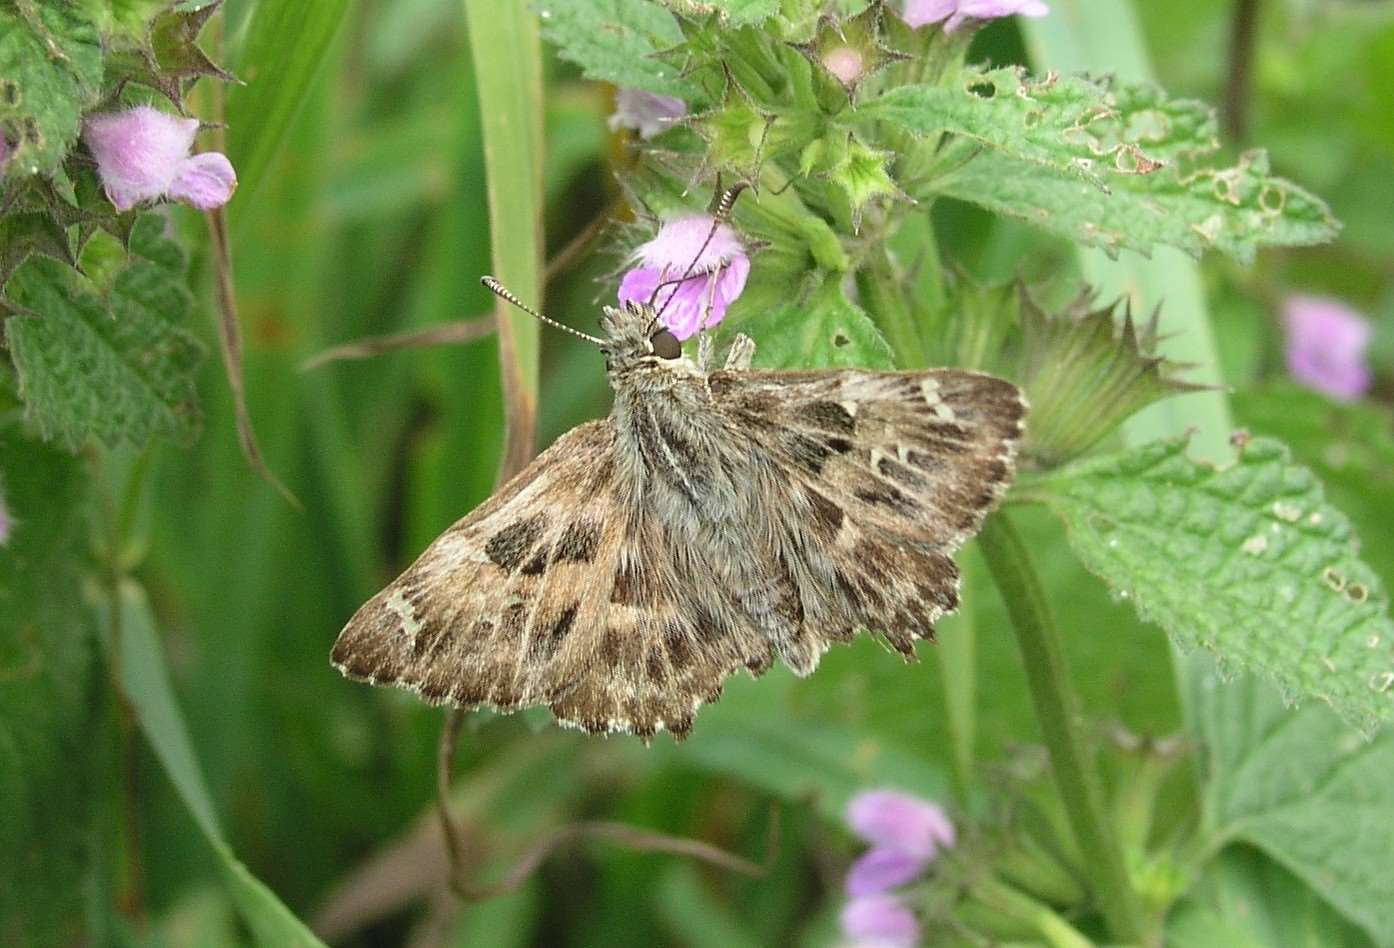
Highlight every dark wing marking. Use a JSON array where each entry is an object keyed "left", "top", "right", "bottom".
[
  {"left": 330, "top": 420, "right": 764, "bottom": 738},
  {"left": 710, "top": 367, "right": 1026, "bottom": 667}
]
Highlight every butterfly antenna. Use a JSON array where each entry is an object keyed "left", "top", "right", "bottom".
[
  {"left": 481, "top": 277, "right": 606, "bottom": 347},
  {"left": 647, "top": 183, "right": 749, "bottom": 317}
]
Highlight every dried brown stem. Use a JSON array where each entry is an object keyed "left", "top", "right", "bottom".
[
  {"left": 447, "top": 806, "right": 779, "bottom": 904},
  {"left": 205, "top": 206, "right": 301, "bottom": 509},
  {"left": 299, "top": 315, "right": 495, "bottom": 371}
]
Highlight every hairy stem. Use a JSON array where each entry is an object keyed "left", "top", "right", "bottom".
[
  {"left": 1222, "top": 0, "right": 1261, "bottom": 144},
  {"left": 856, "top": 244, "right": 926, "bottom": 368},
  {"left": 978, "top": 513, "right": 1145, "bottom": 944}
]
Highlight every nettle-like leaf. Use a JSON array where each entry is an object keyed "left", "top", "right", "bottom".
[
  {"left": 729, "top": 276, "right": 893, "bottom": 370},
  {"left": 860, "top": 69, "right": 1178, "bottom": 186},
  {"left": 1187, "top": 671, "right": 1394, "bottom": 945},
  {"left": 5, "top": 214, "right": 204, "bottom": 450},
  {"left": 0, "top": 2, "right": 103, "bottom": 180},
  {"left": 537, "top": 0, "right": 695, "bottom": 98},
  {"left": 938, "top": 147, "right": 1337, "bottom": 264},
  {"left": 1038, "top": 435, "right": 1394, "bottom": 731},
  {"left": 657, "top": 0, "right": 782, "bottom": 25}
]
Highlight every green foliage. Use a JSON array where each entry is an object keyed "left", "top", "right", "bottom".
[
  {"left": 862, "top": 69, "right": 1182, "bottom": 185},
  {"left": 0, "top": 2, "right": 103, "bottom": 180},
  {"left": 226, "top": 0, "right": 352, "bottom": 210},
  {"left": 108, "top": 582, "right": 326, "bottom": 946},
  {"left": 938, "top": 146, "right": 1337, "bottom": 263},
  {"left": 1186, "top": 670, "right": 1394, "bottom": 945},
  {"left": 0, "top": 426, "right": 101, "bottom": 948},
  {"left": 731, "top": 277, "right": 893, "bottom": 370},
  {"left": 1039, "top": 435, "right": 1394, "bottom": 730},
  {"left": 538, "top": 0, "right": 693, "bottom": 98},
  {"left": 6, "top": 215, "right": 204, "bottom": 449}
]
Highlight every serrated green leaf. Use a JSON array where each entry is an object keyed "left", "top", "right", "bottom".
[
  {"left": 1039, "top": 435, "right": 1394, "bottom": 731},
  {"left": 537, "top": 0, "right": 694, "bottom": 98},
  {"left": 77, "top": 0, "right": 172, "bottom": 43},
  {"left": 1185, "top": 670, "right": 1394, "bottom": 945},
  {"left": 0, "top": 209, "right": 74, "bottom": 285},
  {"left": 0, "top": 3, "right": 103, "bottom": 180},
  {"left": 728, "top": 277, "right": 894, "bottom": 370},
  {"left": 861, "top": 69, "right": 1186, "bottom": 186},
  {"left": 657, "top": 0, "right": 781, "bottom": 25},
  {"left": 6, "top": 215, "right": 204, "bottom": 450},
  {"left": 0, "top": 426, "right": 101, "bottom": 948},
  {"left": 1169, "top": 846, "right": 1376, "bottom": 948},
  {"left": 109, "top": 581, "right": 326, "bottom": 947},
  {"left": 937, "top": 146, "right": 1337, "bottom": 263}
]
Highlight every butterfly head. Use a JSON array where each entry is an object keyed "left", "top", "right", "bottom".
[{"left": 598, "top": 299, "right": 685, "bottom": 374}]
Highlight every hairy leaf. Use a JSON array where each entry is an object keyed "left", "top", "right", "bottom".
[
  {"left": 1039, "top": 435, "right": 1394, "bottom": 731},
  {"left": 937, "top": 147, "right": 1337, "bottom": 263},
  {"left": 537, "top": 0, "right": 694, "bottom": 98},
  {"left": 1185, "top": 669, "right": 1394, "bottom": 945},
  {"left": 657, "top": 0, "right": 781, "bottom": 25},
  {"left": 0, "top": 3, "right": 103, "bottom": 180},
  {"left": 6, "top": 215, "right": 204, "bottom": 450},
  {"left": 0, "top": 427, "right": 101, "bottom": 947},
  {"left": 729, "top": 277, "right": 893, "bottom": 370},
  {"left": 861, "top": 69, "right": 1190, "bottom": 185}
]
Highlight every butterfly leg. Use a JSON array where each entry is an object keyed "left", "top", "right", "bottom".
[{"left": 723, "top": 334, "right": 756, "bottom": 371}]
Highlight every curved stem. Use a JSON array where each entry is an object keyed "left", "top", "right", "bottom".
[{"left": 978, "top": 512, "right": 1145, "bottom": 944}]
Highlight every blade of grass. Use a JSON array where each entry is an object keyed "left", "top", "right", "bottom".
[
  {"left": 463, "top": 0, "right": 543, "bottom": 478},
  {"left": 106, "top": 581, "right": 325, "bottom": 947},
  {"left": 225, "top": 0, "right": 352, "bottom": 215}
]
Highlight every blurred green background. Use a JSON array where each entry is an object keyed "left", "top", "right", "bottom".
[{"left": 12, "top": 0, "right": 1393, "bottom": 944}]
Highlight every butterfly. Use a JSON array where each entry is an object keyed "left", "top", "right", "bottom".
[{"left": 331, "top": 279, "right": 1026, "bottom": 739}]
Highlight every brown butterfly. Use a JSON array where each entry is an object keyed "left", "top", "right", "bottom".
[{"left": 331, "top": 279, "right": 1026, "bottom": 739}]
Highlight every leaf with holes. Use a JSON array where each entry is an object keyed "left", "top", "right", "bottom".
[
  {"left": 6, "top": 215, "right": 204, "bottom": 450},
  {"left": 538, "top": 0, "right": 694, "bottom": 98},
  {"left": 657, "top": 0, "right": 782, "bottom": 24},
  {"left": 938, "top": 146, "right": 1336, "bottom": 263},
  {"left": 1037, "top": 435, "right": 1394, "bottom": 731},
  {"left": 728, "top": 277, "right": 893, "bottom": 370},
  {"left": 0, "top": 3, "right": 103, "bottom": 181},
  {"left": 860, "top": 69, "right": 1192, "bottom": 187}
]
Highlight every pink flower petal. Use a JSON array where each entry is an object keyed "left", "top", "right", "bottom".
[
  {"left": 900, "top": 0, "right": 957, "bottom": 28},
  {"left": 840, "top": 895, "right": 920, "bottom": 947},
  {"left": 84, "top": 106, "right": 199, "bottom": 208},
  {"left": 847, "top": 790, "right": 955, "bottom": 861},
  {"left": 169, "top": 151, "right": 238, "bottom": 210},
  {"left": 1281, "top": 295, "right": 1374, "bottom": 402},
  {"left": 618, "top": 216, "right": 751, "bottom": 340},
  {"left": 846, "top": 846, "right": 931, "bottom": 896},
  {"left": 609, "top": 88, "right": 687, "bottom": 139}
]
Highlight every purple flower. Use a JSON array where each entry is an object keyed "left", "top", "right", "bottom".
[
  {"left": 901, "top": 0, "right": 1049, "bottom": 31},
  {"left": 608, "top": 88, "right": 688, "bottom": 140},
  {"left": 617, "top": 215, "right": 750, "bottom": 340},
  {"left": 83, "top": 106, "right": 237, "bottom": 212},
  {"left": 840, "top": 895, "right": 920, "bottom": 947},
  {"left": 1282, "top": 295, "right": 1374, "bottom": 401},
  {"left": 0, "top": 485, "right": 12, "bottom": 547},
  {"left": 846, "top": 847, "right": 929, "bottom": 897},
  {"left": 847, "top": 790, "right": 956, "bottom": 862}
]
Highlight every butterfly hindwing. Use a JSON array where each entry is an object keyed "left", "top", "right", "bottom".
[{"left": 709, "top": 366, "right": 1026, "bottom": 667}]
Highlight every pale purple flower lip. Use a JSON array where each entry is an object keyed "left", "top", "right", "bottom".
[
  {"left": 846, "top": 846, "right": 930, "bottom": 896},
  {"left": 840, "top": 894, "right": 920, "bottom": 947},
  {"left": 846, "top": 789, "right": 956, "bottom": 862},
  {"left": 901, "top": 0, "right": 1049, "bottom": 32},
  {"left": 617, "top": 215, "right": 750, "bottom": 341},
  {"left": 1281, "top": 294, "right": 1374, "bottom": 402},
  {"left": 82, "top": 105, "right": 237, "bottom": 212},
  {"left": 608, "top": 88, "right": 688, "bottom": 140},
  {"left": 0, "top": 483, "right": 12, "bottom": 547}
]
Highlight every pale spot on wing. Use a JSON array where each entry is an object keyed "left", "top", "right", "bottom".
[
  {"left": 839, "top": 399, "right": 859, "bottom": 417},
  {"left": 386, "top": 588, "right": 421, "bottom": 643}
]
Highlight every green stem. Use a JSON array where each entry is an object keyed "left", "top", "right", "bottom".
[
  {"left": 978, "top": 512, "right": 1145, "bottom": 944},
  {"left": 970, "top": 873, "right": 1096, "bottom": 948},
  {"left": 936, "top": 557, "right": 978, "bottom": 803},
  {"left": 856, "top": 243, "right": 925, "bottom": 368}
]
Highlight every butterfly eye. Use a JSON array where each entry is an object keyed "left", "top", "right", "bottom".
[{"left": 648, "top": 329, "right": 682, "bottom": 360}]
